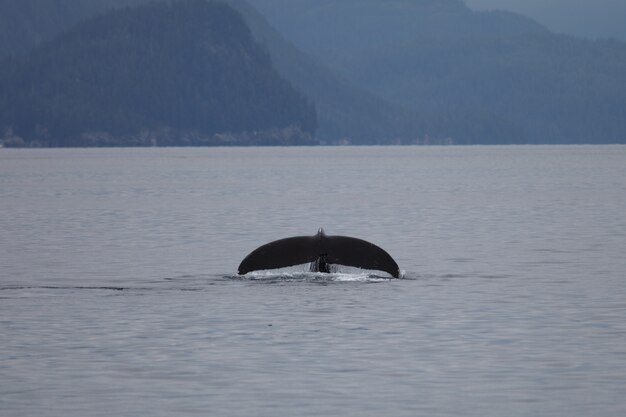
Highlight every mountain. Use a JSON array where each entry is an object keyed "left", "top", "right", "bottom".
[
  {"left": 0, "top": 0, "right": 423, "bottom": 144},
  {"left": 0, "top": 1, "right": 317, "bottom": 147},
  {"left": 249, "top": 0, "right": 626, "bottom": 144},
  {"left": 4, "top": 0, "right": 625, "bottom": 145}
]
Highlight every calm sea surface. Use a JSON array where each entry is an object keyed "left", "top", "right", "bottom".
[{"left": 1, "top": 146, "right": 626, "bottom": 417}]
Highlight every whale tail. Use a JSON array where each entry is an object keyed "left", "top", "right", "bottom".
[{"left": 237, "top": 229, "right": 400, "bottom": 278}]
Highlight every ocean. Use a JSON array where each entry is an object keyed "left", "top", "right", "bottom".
[{"left": 1, "top": 145, "right": 625, "bottom": 416}]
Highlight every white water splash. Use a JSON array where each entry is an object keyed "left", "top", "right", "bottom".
[{"left": 239, "top": 265, "right": 395, "bottom": 283}]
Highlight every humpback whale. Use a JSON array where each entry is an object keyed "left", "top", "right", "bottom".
[{"left": 238, "top": 228, "right": 400, "bottom": 278}]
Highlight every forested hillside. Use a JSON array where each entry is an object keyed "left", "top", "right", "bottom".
[
  {"left": 0, "top": 0, "right": 423, "bottom": 144},
  {"left": 0, "top": 1, "right": 317, "bottom": 147}
]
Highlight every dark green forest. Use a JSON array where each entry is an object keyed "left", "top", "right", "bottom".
[{"left": 0, "top": 0, "right": 317, "bottom": 147}]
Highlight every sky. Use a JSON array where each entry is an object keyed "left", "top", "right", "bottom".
[{"left": 464, "top": 0, "right": 626, "bottom": 41}]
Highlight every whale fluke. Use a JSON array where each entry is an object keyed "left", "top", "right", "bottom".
[{"left": 238, "top": 228, "right": 400, "bottom": 278}]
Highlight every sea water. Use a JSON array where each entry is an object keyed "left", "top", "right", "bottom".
[{"left": 1, "top": 146, "right": 626, "bottom": 416}]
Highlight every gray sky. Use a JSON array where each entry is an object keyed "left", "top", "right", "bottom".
[{"left": 464, "top": 0, "right": 626, "bottom": 40}]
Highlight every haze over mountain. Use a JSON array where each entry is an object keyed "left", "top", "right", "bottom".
[
  {"left": 249, "top": 0, "right": 626, "bottom": 144},
  {"left": 465, "top": 0, "right": 626, "bottom": 41}
]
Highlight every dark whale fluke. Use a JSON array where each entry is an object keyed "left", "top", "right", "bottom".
[{"left": 238, "top": 228, "right": 400, "bottom": 278}]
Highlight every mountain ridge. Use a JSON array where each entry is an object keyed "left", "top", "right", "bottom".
[{"left": 2, "top": 0, "right": 625, "bottom": 145}]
